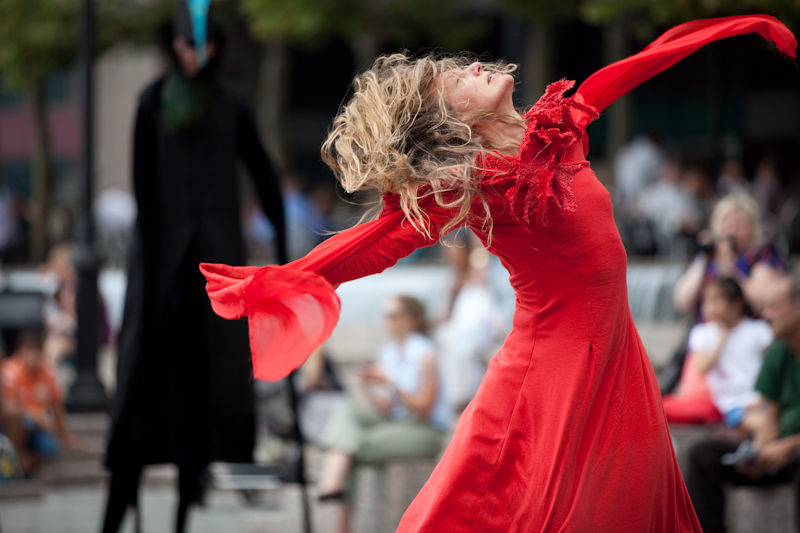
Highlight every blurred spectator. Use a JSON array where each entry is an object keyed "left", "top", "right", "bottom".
[
  {"left": 0, "top": 182, "right": 17, "bottom": 263},
  {"left": 638, "top": 159, "right": 704, "bottom": 257},
  {"left": 1, "top": 330, "right": 79, "bottom": 474},
  {"left": 316, "top": 296, "right": 449, "bottom": 533},
  {"left": 683, "top": 163, "right": 716, "bottom": 225},
  {"left": 39, "top": 244, "right": 77, "bottom": 366},
  {"left": 662, "top": 278, "right": 772, "bottom": 425},
  {"left": 246, "top": 175, "right": 333, "bottom": 262},
  {"left": 253, "top": 344, "right": 347, "bottom": 448},
  {"left": 282, "top": 174, "right": 325, "bottom": 261},
  {"left": 102, "top": 5, "right": 287, "bottom": 533},
  {"left": 0, "top": 365, "right": 25, "bottom": 483},
  {"left": 674, "top": 194, "right": 784, "bottom": 318},
  {"left": 687, "top": 272, "right": 800, "bottom": 533},
  {"left": 296, "top": 346, "right": 346, "bottom": 444},
  {"left": 752, "top": 157, "right": 785, "bottom": 219},
  {"left": 436, "top": 232, "right": 500, "bottom": 413},
  {"left": 717, "top": 159, "right": 749, "bottom": 197},
  {"left": 39, "top": 244, "right": 110, "bottom": 369},
  {"left": 613, "top": 133, "right": 665, "bottom": 210},
  {"left": 309, "top": 182, "right": 337, "bottom": 234},
  {"left": 94, "top": 187, "right": 137, "bottom": 266}
]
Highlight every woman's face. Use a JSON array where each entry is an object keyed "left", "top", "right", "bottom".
[
  {"left": 720, "top": 209, "right": 755, "bottom": 252},
  {"left": 383, "top": 299, "right": 418, "bottom": 339},
  {"left": 436, "top": 62, "right": 515, "bottom": 118}
]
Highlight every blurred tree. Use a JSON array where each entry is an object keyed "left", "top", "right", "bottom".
[
  {"left": 580, "top": 0, "right": 799, "bottom": 160},
  {"left": 496, "top": 0, "right": 639, "bottom": 157},
  {"left": 498, "top": 0, "right": 583, "bottom": 104},
  {"left": 241, "top": 0, "right": 489, "bottom": 173},
  {"left": 581, "top": 0, "right": 800, "bottom": 39},
  {"left": 0, "top": 0, "right": 171, "bottom": 262}
]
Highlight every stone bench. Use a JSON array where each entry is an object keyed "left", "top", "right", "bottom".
[
  {"left": 727, "top": 485, "right": 794, "bottom": 533},
  {"left": 353, "top": 459, "right": 438, "bottom": 533},
  {"left": 670, "top": 423, "right": 795, "bottom": 532}
]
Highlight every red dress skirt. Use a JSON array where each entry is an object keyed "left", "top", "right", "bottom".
[{"left": 201, "top": 15, "right": 795, "bottom": 532}]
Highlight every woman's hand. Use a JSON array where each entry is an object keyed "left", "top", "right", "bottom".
[
  {"left": 755, "top": 438, "right": 797, "bottom": 471},
  {"left": 359, "top": 364, "right": 393, "bottom": 416},
  {"left": 359, "top": 364, "right": 393, "bottom": 386},
  {"left": 714, "top": 238, "right": 737, "bottom": 276},
  {"left": 673, "top": 255, "right": 708, "bottom": 314}
]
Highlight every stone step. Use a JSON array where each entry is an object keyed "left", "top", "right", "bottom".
[
  {"left": 727, "top": 485, "right": 795, "bottom": 533},
  {"left": 353, "top": 459, "right": 437, "bottom": 533},
  {"left": 670, "top": 423, "right": 794, "bottom": 532},
  {"left": 64, "top": 413, "right": 110, "bottom": 436},
  {"left": 34, "top": 459, "right": 108, "bottom": 486},
  {"left": 669, "top": 423, "right": 740, "bottom": 475},
  {"left": 0, "top": 479, "right": 44, "bottom": 500},
  {"left": 59, "top": 434, "right": 106, "bottom": 461}
]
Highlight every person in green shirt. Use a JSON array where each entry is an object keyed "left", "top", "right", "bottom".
[{"left": 687, "top": 271, "right": 800, "bottom": 533}]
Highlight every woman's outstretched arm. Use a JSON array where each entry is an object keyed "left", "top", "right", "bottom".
[{"left": 200, "top": 203, "right": 454, "bottom": 381}]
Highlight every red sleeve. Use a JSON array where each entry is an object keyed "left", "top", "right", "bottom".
[
  {"left": 200, "top": 205, "right": 450, "bottom": 381},
  {"left": 573, "top": 15, "right": 796, "bottom": 127}
]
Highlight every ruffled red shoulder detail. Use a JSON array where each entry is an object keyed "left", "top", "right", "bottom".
[
  {"left": 381, "top": 80, "right": 598, "bottom": 228},
  {"left": 381, "top": 191, "right": 402, "bottom": 218},
  {"left": 380, "top": 183, "right": 434, "bottom": 219},
  {"left": 482, "top": 79, "right": 599, "bottom": 228}
]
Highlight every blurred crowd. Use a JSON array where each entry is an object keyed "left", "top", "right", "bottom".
[
  {"left": 613, "top": 133, "right": 800, "bottom": 529},
  {"left": 0, "top": 244, "right": 90, "bottom": 484},
  {"left": 615, "top": 133, "right": 798, "bottom": 263}
]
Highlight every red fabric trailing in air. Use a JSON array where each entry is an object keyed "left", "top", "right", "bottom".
[
  {"left": 573, "top": 14, "right": 796, "bottom": 127},
  {"left": 201, "top": 14, "right": 796, "bottom": 383},
  {"left": 199, "top": 207, "right": 445, "bottom": 381}
]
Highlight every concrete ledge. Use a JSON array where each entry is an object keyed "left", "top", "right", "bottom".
[
  {"left": 354, "top": 459, "right": 437, "bottom": 533},
  {"left": 669, "top": 424, "right": 740, "bottom": 475},
  {"left": 727, "top": 484, "right": 794, "bottom": 533},
  {"left": 670, "top": 423, "right": 794, "bottom": 532},
  {"left": 0, "top": 479, "right": 44, "bottom": 500}
]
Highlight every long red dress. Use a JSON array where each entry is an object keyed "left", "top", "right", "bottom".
[{"left": 201, "top": 15, "right": 795, "bottom": 532}]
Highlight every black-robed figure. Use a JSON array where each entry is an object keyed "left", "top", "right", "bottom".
[{"left": 102, "top": 6, "right": 287, "bottom": 532}]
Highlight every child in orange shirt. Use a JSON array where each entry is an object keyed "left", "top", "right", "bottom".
[{"left": 1, "top": 330, "right": 77, "bottom": 473}]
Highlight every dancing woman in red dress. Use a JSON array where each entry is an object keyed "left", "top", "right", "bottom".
[{"left": 201, "top": 15, "right": 795, "bottom": 532}]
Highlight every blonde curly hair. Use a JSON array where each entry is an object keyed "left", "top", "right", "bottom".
[{"left": 321, "top": 52, "right": 522, "bottom": 240}]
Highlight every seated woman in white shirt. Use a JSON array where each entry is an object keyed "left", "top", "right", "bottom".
[
  {"left": 316, "top": 295, "right": 450, "bottom": 533},
  {"left": 664, "top": 277, "right": 773, "bottom": 426}
]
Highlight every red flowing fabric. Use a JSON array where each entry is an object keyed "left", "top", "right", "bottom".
[
  {"left": 200, "top": 15, "right": 795, "bottom": 532},
  {"left": 573, "top": 14, "right": 796, "bottom": 126}
]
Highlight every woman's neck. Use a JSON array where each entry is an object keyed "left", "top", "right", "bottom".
[{"left": 476, "top": 114, "right": 526, "bottom": 156}]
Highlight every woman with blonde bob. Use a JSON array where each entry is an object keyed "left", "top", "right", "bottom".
[
  {"left": 674, "top": 193, "right": 785, "bottom": 318},
  {"left": 201, "top": 16, "right": 795, "bottom": 532}
]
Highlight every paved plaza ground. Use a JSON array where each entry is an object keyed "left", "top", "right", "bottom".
[{"left": 0, "top": 484, "right": 340, "bottom": 533}]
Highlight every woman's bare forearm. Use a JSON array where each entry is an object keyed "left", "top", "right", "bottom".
[{"left": 674, "top": 256, "right": 706, "bottom": 314}]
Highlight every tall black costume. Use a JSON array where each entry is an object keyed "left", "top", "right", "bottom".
[{"left": 101, "top": 66, "right": 287, "bottom": 532}]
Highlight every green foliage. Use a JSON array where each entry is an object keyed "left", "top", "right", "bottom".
[
  {"left": 580, "top": 0, "right": 800, "bottom": 38},
  {"left": 498, "top": 0, "right": 583, "bottom": 24},
  {"left": 0, "top": 0, "right": 175, "bottom": 92},
  {"left": 241, "top": 0, "right": 489, "bottom": 52},
  {"left": 0, "top": 0, "right": 81, "bottom": 90}
]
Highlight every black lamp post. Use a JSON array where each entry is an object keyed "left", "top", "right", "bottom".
[{"left": 66, "top": 0, "right": 107, "bottom": 413}]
